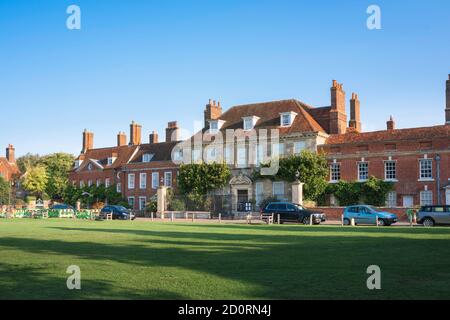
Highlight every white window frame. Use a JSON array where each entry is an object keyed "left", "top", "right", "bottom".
[
  {"left": 384, "top": 160, "right": 397, "bottom": 181},
  {"left": 273, "top": 181, "right": 285, "bottom": 200},
  {"left": 330, "top": 162, "right": 341, "bottom": 182},
  {"left": 420, "top": 190, "right": 433, "bottom": 206},
  {"left": 255, "top": 182, "right": 264, "bottom": 208},
  {"left": 152, "top": 172, "right": 159, "bottom": 189},
  {"left": 105, "top": 178, "right": 111, "bottom": 188},
  {"left": 280, "top": 112, "right": 297, "bottom": 127},
  {"left": 293, "top": 141, "right": 306, "bottom": 154},
  {"left": 419, "top": 159, "right": 433, "bottom": 181},
  {"left": 96, "top": 179, "right": 102, "bottom": 187},
  {"left": 142, "top": 154, "right": 153, "bottom": 163},
  {"left": 164, "top": 172, "right": 173, "bottom": 187},
  {"left": 138, "top": 197, "right": 146, "bottom": 211},
  {"left": 139, "top": 173, "right": 147, "bottom": 189},
  {"left": 88, "top": 180, "right": 93, "bottom": 187},
  {"left": 128, "top": 196, "right": 135, "bottom": 209},
  {"left": 80, "top": 181, "right": 84, "bottom": 188},
  {"left": 116, "top": 183, "right": 121, "bottom": 193},
  {"left": 237, "top": 145, "right": 247, "bottom": 168},
  {"left": 358, "top": 162, "right": 369, "bottom": 182},
  {"left": 386, "top": 191, "right": 397, "bottom": 208},
  {"left": 128, "top": 174, "right": 135, "bottom": 189}
]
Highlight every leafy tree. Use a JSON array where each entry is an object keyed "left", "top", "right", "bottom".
[
  {"left": 21, "top": 166, "right": 48, "bottom": 198},
  {"left": 40, "top": 153, "right": 75, "bottom": 200},
  {"left": 177, "top": 162, "right": 231, "bottom": 210},
  {"left": 63, "top": 184, "right": 128, "bottom": 209},
  {"left": 323, "top": 177, "right": 394, "bottom": 207},
  {"left": 16, "top": 153, "right": 41, "bottom": 173},
  {"left": 253, "top": 150, "right": 329, "bottom": 202},
  {"left": 178, "top": 162, "right": 231, "bottom": 196},
  {"left": 0, "top": 176, "right": 11, "bottom": 205}
]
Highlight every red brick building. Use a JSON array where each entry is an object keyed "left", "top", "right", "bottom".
[
  {"left": 319, "top": 75, "right": 450, "bottom": 207},
  {"left": 0, "top": 145, "right": 19, "bottom": 182},
  {"left": 69, "top": 122, "right": 180, "bottom": 210}
]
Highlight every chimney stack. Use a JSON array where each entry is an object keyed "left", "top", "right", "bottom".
[
  {"left": 129, "top": 121, "right": 142, "bottom": 145},
  {"left": 149, "top": 131, "right": 159, "bottom": 144},
  {"left": 329, "top": 80, "right": 347, "bottom": 134},
  {"left": 204, "top": 99, "right": 222, "bottom": 127},
  {"left": 349, "top": 93, "right": 362, "bottom": 132},
  {"left": 6, "top": 144, "right": 15, "bottom": 163},
  {"left": 446, "top": 74, "right": 450, "bottom": 124},
  {"left": 82, "top": 129, "right": 94, "bottom": 153},
  {"left": 387, "top": 116, "right": 395, "bottom": 130},
  {"left": 117, "top": 131, "right": 127, "bottom": 146},
  {"left": 166, "top": 121, "right": 180, "bottom": 143}
]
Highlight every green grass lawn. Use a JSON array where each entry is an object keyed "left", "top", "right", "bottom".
[{"left": 0, "top": 219, "right": 449, "bottom": 300}]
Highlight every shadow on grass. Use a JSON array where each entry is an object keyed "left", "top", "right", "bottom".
[
  {"left": 0, "top": 262, "right": 186, "bottom": 300},
  {"left": 1, "top": 224, "right": 450, "bottom": 299}
]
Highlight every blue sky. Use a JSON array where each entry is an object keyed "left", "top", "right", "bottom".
[{"left": 1, "top": 0, "right": 449, "bottom": 156}]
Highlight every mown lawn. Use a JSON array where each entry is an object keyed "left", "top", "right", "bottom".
[{"left": 0, "top": 219, "right": 449, "bottom": 300}]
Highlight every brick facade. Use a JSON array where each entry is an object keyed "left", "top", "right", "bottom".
[
  {"left": 0, "top": 145, "right": 19, "bottom": 182},
  {"left": 69, "top": 122, "right": 180, "bottom": 210}
]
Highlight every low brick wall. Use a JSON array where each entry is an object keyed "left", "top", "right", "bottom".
[{"left": 308, "top": 207, "right": 411, "bottom": 222}]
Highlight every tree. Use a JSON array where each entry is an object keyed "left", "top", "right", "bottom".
[
  {"left": 0, "top": 176, "right": 11, "bottom": 205},
  {"left": 40, "top": 153, "right": 75, "bottom": 200},
  {"left": 63, "top": 184, "right": 128, "bottom": 209},
  {"left": 16, "top": 153, "right": 41, "bottom": 173},
  {"left": 178, "top": 162, "right": 231, "bottom": 196},
  {"left": 253, "top": 150, "right": 329, "bottom": 202},
  {"left": 21, "top": 166, "right": 48, "bottom": 198}
]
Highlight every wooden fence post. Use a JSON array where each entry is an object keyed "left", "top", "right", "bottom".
[
  {"left": 171, "top": 212, "right": 174, "bottom": 222},
  {"left": 277, "top": 214, "right": 280, "bottom": 225},
  {"left": 219, "top": 213, "right": 222, "bottom": 223},
  {"left": 151, "top": 212, "right": 154, "bottom": 221}
]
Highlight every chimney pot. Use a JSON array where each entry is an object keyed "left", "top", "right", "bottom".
[
  {"left": 387, "top": 116, "right": 396, "bottom": 130},
  {"left": 6, "top": 144, "right": 15, "bottom": 163},
  {"left": 129, "top": 121, "right": 142, "bottom": 145}
]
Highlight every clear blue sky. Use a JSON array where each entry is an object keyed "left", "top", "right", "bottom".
[{"left": 1, "top": 0, "right": 449, "bottom": 157}]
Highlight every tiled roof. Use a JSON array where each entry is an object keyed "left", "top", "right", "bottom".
[
  {"left": 128, "top": 141, "right": 178, "bottom": 164},
  {"left": 325, "top": 125, "right": 449, "bottom": 145},
  {"left": 213, "top": 99, "right": 327, "bottom": 134},
  {"left": 0, "top": 158, "right": 20, "bottom": 175},
  {"left": 74, "top": 141, "right": 179, "bottom": 172},
  {"left": 74, "top": 145, "right": 139, "bottom": 171}
]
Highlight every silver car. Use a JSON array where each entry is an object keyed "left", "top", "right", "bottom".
[{"left": 417, "top": 206, "right": 450, "bottom": 227}]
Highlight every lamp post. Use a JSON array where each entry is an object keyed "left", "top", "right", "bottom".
[{"left": 435, "top": 155, "right": 441, "bottom": 205}]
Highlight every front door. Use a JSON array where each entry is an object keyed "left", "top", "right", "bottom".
[
  {"left": 403, "top": 196, "right": 414, "bottom": 208},
  {"left": 237, "top": 190, "right": 249, "bottom": 211}
]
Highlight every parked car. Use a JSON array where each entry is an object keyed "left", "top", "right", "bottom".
[
  {"left": 261, "top": 202, "right": 326, "bottom": 225},
  {"left": 50, "top": 204, "right": 75, "bottom": 211},
  {"left": 417, "top": 205, "right": 450, "bottom": 227},
  {"left": 343, "top": 205, "right": 398, "bottom": 226},
  {"left": 99, "top": 205, "right": 136, "bottom": 220}
]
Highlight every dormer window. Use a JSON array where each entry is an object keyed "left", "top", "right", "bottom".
[
  {"left": 87, "top": 163, "right": 93, "bottom": 171},
  {"left": 242, "top": 116, "right": 260, "bottom": 131},
  {"left": 74, "top": 160, "right": 83, "bottom": 169},
  {"left": 208, "top": 120, "right": 225, "bottom": 133},
  {"left": 107, "top": 157, "right": 116, "bottom": 166},
  {"left": 143, "top": 153, "right": 154, "bottom": 163},
  {"left": 280, "top": 112, "right": 297, "bottom": 127}
]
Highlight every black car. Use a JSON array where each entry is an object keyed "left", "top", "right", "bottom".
[
  {"left": 99, "top": 205, "right": 136, "bottom": 220},
  {"left": 51, "top": 204, "right": 76, "bottom": 211},
  {"left": 261, "top": 202, "right": 326, "bottom": 225}
]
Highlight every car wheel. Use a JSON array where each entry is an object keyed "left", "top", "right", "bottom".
[
  {"left": 343, "top": 218, "right": 351, "bottom": 226},
  {"left": 302, "top": 217, "right": 310, "bottom": 225},
  {"left": 423, "top": 218, "right": 435, "bottom": 227},
  {"left": 377, "top": 219, "right": 386, "bottom": 226}
]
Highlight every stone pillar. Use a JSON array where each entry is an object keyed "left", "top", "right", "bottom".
[
  {"left": 76, "top": 201, "right": 81, "bottom": 211},
  {"left": 157, "top": 186, "right": 167, "bottom": 219},
  {"left": 291, "top": 181, "right": 304, "bottom": 205}
]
